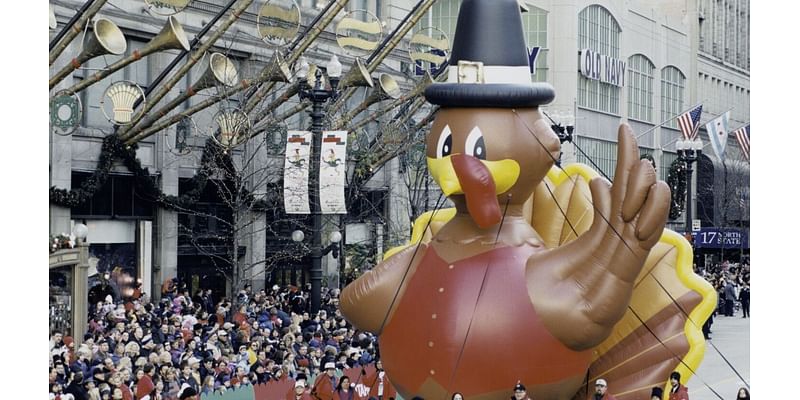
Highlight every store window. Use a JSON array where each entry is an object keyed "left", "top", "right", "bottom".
[
  {"left": 427, "top": 0, "right": 460, "bottom": 41},
  {"left": 578, "top": 4, "right": 621, "bottom": 114},
  {"left": 49, "top": 267, "right": 73, "bottom": 336},
  {"left": 627, "top": 54, "right": 654, "bottom": 122},
  {"left": 661, "top": 66, "right": 685, "bottom": 129}
]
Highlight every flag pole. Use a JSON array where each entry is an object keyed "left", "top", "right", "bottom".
[
  {"left": 635, "top": 101, "right": 705, "bottom": 139},
  {"left": 660, "top": 107, "right": 734, "bottom": 150}
]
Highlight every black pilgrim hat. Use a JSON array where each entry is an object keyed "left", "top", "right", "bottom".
[{"left": 424, "top": 0, "right": 554, "bottom": 108}]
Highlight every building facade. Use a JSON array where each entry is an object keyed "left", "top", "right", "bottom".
[
  {"left": 423, "top": 0, "right": 748, "bottom": 230},
  {"left": 49, "top": 0, "right": 750, "bottom": 306},
  {"left": 49, "top": 0, "right": 434, "bottom": 300}
]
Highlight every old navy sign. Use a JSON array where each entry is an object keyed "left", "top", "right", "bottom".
[{"left": 579, "top": 48, "right": 625, "bottom": 87}]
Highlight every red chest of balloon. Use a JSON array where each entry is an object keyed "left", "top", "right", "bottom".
[{"left": 379, "top": 245, "right": 591, "bottom": 397}]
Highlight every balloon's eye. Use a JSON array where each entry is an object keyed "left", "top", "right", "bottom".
[
  {"left": 436, "top": 125, "right": 453, "bottom": 158},
  {"left": 465, "top": 127, "right": 486, "bottom": 160}
]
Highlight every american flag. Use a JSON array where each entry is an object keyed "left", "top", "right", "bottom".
[
  {"left": 677, "top": 104, "right": 703, "bottom": 140},
  {"left": 734, "top": 124, "right": 750, "bottom": 162}
]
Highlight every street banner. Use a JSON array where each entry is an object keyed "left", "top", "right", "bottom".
[
  {"left": 706, "top": 111, "right": 730, "bottom": 161},
  {"left": 320, "top": 130, "right": 348, "bottom": 214},
  {"left": 284, "top": 131, "right": 312, "bottom": 214}
]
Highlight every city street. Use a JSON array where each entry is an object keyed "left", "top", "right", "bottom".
[{"left": 689, "top": 313, "right": 750, "bottom": 399}]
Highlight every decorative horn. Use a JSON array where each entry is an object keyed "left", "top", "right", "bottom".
[
  {"left": 190, "top": 52, "right": 240, "bottom": 93},
  {"left": 61, "top": 16, "right": 191, "bottom": 94},
  {"left": 50, "top": 0, "right": 110, "bottom": 65},
  {"left": 127, "top": 52, "right": 238, "bottom": 126},
  {"left": 332, "top": 73, "right": 401, "bottom": 129},
  {"left": 49, "top": 17, "right": 127, "bottom": 89},
  {"left": 326, "top": 0, "right": 437, "bottom": 115},
  {"left": 117, "top": 0, "right": 256, "bottom": 141},
  {"left": 123, "top": 0, "right": 350, "bottom": 145},
  {"left": 50, "top": 4, "right": 57, "bottom": 30},
  {"left": 257, "top": 52, "right": 293, "bottom": 83},
  {"left": 338, "top": 57, "right": 374, "bottom": 89},
  {"left": 347, "top": 70, "right": 439, "bottom": 132}
]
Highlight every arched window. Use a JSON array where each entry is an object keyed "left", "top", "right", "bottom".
[
  {"left": 627, "top": 54, "right": 654, "bottom": 122},
  {"left": 578, "top": 5, "right": 621, "bottom": 114},
  {"left": 428, "top": 0, "right": 461, "bottom": 43},
  {"left": 661, "top": 66, "right": 685, "bottom": 129}
]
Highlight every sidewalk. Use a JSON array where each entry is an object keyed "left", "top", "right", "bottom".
[{"left": 688, "top": 313, "right": 750, "bottom": 400}]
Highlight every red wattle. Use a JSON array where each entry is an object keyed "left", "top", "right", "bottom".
[{"left": 451, "top": 154, "right": 502, "bottom": 228}]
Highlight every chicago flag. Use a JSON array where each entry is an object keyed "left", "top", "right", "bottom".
[{"left": 706, "top": 111, "right": 730, "bottom": 161}]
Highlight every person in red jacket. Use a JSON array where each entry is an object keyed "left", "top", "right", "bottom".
[
  {"left": 365, "top": 360, "right": 395, "bottom": 400},
  {"left": 287, "top": 380, "right": 315, "bottom": 400},
  {"left": 592, "top": 378, "right": 617, "bottom": 400},
  {"left": 668, "top": 372, "right": 689, "bottom": 400},
  {"left": 134, "top": 365, "right": 155, "bottom": 400},
  {"left": 312, "top": 363, "right": 338, "bottom": 400}
]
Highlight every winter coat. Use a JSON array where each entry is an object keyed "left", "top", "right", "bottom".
[
  {"left": 311, "top": 374, "right": 337, "bottom": 400},
  {"left": 668, "top": 384, "right": 689, "bottom": 400}
]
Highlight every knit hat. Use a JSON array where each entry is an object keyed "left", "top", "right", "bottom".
[{"left": 178, "top": 384, "right": 198, "bottom": 399}]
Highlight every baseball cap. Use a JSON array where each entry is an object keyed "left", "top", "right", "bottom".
[{"left": 595, "top": 379, "right": 607, "bottom": 386}]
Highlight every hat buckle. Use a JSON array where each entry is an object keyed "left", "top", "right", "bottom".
[{"left": 457, "top": 60, "right": 485, "bottom": 84}]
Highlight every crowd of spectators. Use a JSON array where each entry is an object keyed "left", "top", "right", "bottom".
[
  {"left": 696, "top": 260, "right": 751, "bottom": 339},
  {"left": 49, "top": 280, "right": 384, "bottom": 400}
]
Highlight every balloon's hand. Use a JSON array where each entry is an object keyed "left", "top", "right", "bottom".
[{"left": 526, "top": 124, "right": 670, "bottom": 350}]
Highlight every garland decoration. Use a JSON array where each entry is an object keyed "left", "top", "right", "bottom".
[
  {"left": 49, "top": 135, "right": 270, "bottom": 212},
  {"left": 666, "top": 158, "right": 687, "bottom": 220},
  {"left": 49, "top": 233, "right": 76, "bottom": 253}
]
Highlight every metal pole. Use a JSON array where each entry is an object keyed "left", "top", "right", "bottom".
[
  {"left": 307, "top": 71, "right": 330, "bottom": 316},
  {"left": 685, "top": 156, "right": 693, "bottom": 237}
]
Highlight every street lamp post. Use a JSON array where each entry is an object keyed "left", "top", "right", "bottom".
[
  {"left": 676, "top": 139, "right": 703, "bottom": 238},
  {"left": 296, "top": 55, "right": 342, "bottom": 315}
]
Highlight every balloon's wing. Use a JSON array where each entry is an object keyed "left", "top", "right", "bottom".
[
  {"left": 532, "top": 164, "right": 716, "bottom": 400},
  {"left": 527, "top": 164, "right": 598, "bottom": 248},
  {"left": 576, "top": 231, "right": 717, "bottom": 400}
]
